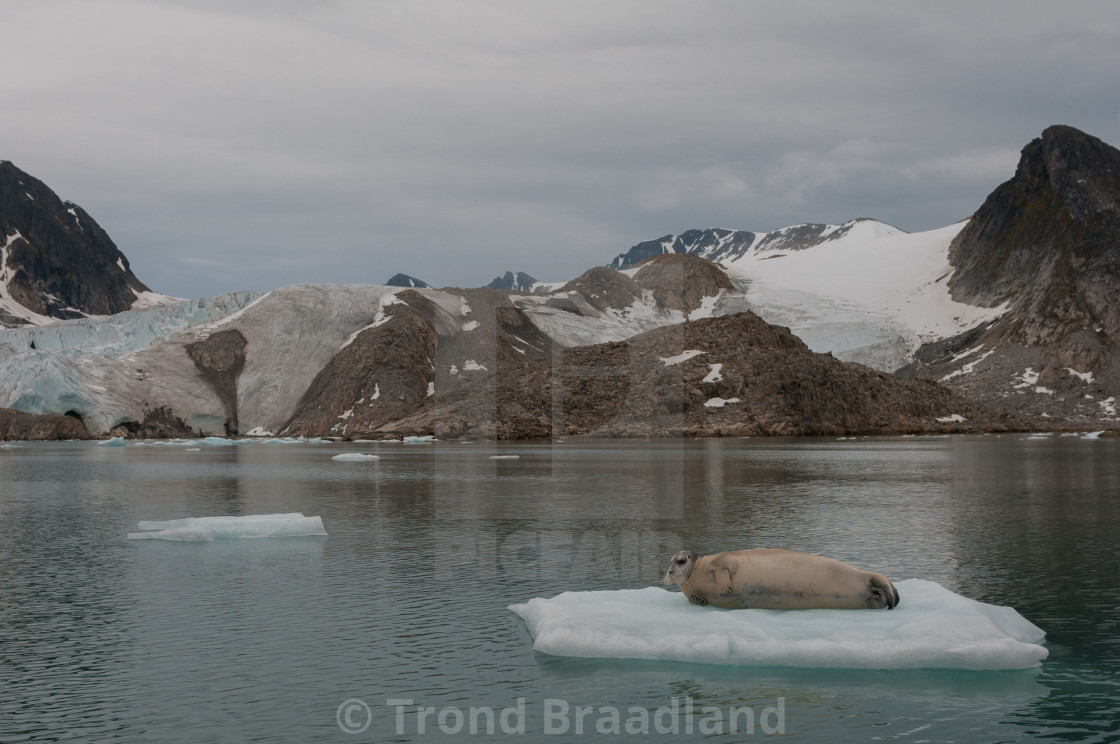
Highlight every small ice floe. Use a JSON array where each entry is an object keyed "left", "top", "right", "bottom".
[
  {"left": 509, "top": 579, "right": 1047, "bottom": 671},
  {"left": 97, "top": 437, "right": 127, "bottom": 447},
  {"left": 128, "top": 513, "right": 327, "bottom": 541},
  {"left": 1082, "top": 431, "right": 1105, "bottom": 440},
  {"left": 199, "top": 436, "right": 235, "bottom": 446},
  {"left": 331, "top": 452, "right": 380, "bottom": 461},
  {"left": 489, "top": 455, "right": 520, "bottom": 460},
  {"left": 403, "top": 435, "right": 437, "bottom": 443},
  {"left": 1025, "top": 433, "right": 1053, "bottom": 440}
]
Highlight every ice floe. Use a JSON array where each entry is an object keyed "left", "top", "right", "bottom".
[
  {"left": 128, "top": 513, "right": 327, "bottom": 541},
  {"left": 331, "top": 452, "right": 380, "bottom": 461},
  {"left": 509, "top": 579, "right": 1047, "bottom": 671}
]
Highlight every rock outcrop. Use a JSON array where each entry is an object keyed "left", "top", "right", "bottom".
[
  {"left": 0, "top": 407, "right": 89, "bottom": 440},
  {"left": 0, "top": 160, "right": 153, "bottom": 327},
  {"left": 186, "top": 329, "right": 248, "bottom": 435}
]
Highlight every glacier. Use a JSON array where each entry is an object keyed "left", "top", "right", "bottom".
[
  {"left": 0, "top": 216, "right": 1010, "bottom": 437},
  {"left": 509, "top": 580, "right": 1047, "bottom": 671}
]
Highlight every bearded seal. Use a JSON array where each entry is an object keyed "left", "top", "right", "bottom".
[{"left": 662, "top": 548, "right": 900, "bottom": 610}]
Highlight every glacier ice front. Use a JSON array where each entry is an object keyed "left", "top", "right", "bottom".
[
  {"left": 128, "top": 513, "right": 327, "bottom": 541},
  {"left": 509, "top": 580, "right": 1047, "bottom": 671}
]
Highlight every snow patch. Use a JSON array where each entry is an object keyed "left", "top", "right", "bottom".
[
  {"left": 340, "top": 292, "right": 403, "bottom": 349},
  {"left": 1066, "top": 368, "right": 1094, "bottom": 383},
  {"left": 936, "top": 414, "right": 966, "bottom": 423},
  {"left": 939, "top": 349, "right": 995, "bottom": 382},
  {"left": 463, "top": 360, "right": 487, "bottom": 372},
  {"left": 660, "top": 349, "right": 705, "bottom": 366},
  {"left": 704, "top": 397, "right": 740, "bottom": 408},
  {"left": 462, "top": 320, "right": 480, "bottom": 332},
  {"left": 702, "top": 363, "right": 723, "bottom": 383}
]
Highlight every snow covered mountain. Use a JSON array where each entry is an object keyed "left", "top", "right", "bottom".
[
  {"left": 2, "top": 125, "right": 1118, "bottom": 437},
  {"left": 610, "top": 218, "right": 1004, "bottom": 372},
  {"left": 0, "top": 160, "right": 173, "bottom": 328}
]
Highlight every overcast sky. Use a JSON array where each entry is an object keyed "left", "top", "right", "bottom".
[{"left": 3, "top": 1, "right": 1119, "bottom": 299}]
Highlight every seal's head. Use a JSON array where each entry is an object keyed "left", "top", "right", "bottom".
[{"left": 662, "top": 549, "right": 700, "bottom": 586}]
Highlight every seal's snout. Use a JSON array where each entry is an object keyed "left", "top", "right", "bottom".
[{"left": 661, "top": 571, "right": 674, "bottom": 586}]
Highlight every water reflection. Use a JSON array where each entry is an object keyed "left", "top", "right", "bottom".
[{"left": 0, "top": 436, "right": 1117, "bottom": 742}]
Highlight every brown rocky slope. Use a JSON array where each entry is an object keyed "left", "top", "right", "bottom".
[{"left": 375, "top": 312, "right": 1024, "bottom": 440}]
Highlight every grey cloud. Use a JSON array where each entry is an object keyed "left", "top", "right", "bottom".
[{"left": 2, "top": 1, "right": 1119, "bottom": 299}]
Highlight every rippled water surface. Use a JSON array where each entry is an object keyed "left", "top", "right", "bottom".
[{"left": 1, "top": 436, "right": 1118, "bottom": 742}]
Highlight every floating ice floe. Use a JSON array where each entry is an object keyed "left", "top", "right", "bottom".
[
  {"left": 1082, "top": 431, "right": 1105, "bottom": 439},
  {"left": 490, "top": 455, "right": 520, "bottom": 460},
  {"left": 509, "top": 579, "right": 1047, "bottom": 671},
  {"left": 403, "top": 435, "right": 437, "bottom": 443},
  {"left": 331, "top": 452, "right": 380, "bottom": 461},
  {"left": 97, "top": 436, "right": 127, "bottom": 447},
  {"left": 128, "top": 513, "right": 327, "bottom": 541}
]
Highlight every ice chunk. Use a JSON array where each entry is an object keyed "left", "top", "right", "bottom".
[
  {"left": 331, "top": 452, "right": 380, "bottom": 461},
  {"left": 403, "top": 435, "right": 437, "bottom": 443},
  {"left": 489, "top": 455, "right": 520, "bottom": 459},
  {"left": 509, "top": 580, "right": 1047, "bottom": 671},
  {"left": 199, "top": 436, "right": 235, "bottom": 446},
  {"left": 129, "top": 513, "right": 327, "bottom": 541},
  {"left": 97, "top": 436, "right": 127, "bottom": 447}
]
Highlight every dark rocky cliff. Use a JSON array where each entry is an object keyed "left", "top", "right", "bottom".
[
  {"left": 0, "top": 160, "right": 151, "bottom": 326},
  {"left": 902, "top": 125, "right": 1120, "bottom": 425},
  {"left": 947, "top": 125, "right": 1120, "bottom": 345}
]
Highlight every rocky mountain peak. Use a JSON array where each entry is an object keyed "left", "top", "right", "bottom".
[
  {"left": 486, "top": 270, "right": 538, "bottom": 291},
  {"left": 384, "top": 273, "right": 431, "bottom": 288},
  {"left": 0, "top": 160, "right": 153, "bottom": 327},
  {"left": 947, "top": 125, "right": 1120, "bottom": 343}
]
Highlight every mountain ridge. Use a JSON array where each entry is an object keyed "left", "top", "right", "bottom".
[{"left": 0, "top": 160, "right": 161, "bottom": 328}]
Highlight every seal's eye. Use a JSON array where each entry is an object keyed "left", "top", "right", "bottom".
[{"left": 676, "top": 558, "right": 687, "bottom": 565}]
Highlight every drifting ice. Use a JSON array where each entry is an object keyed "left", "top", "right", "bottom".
[
  {"left": 128, "top": 513, "right": 327, "bottom": 541},
  {"left": 331, "top": 452, "right": 380, "bottom": 461},
  {"left": 509, "top": 580, "right": 1047, "bottom": 671}
]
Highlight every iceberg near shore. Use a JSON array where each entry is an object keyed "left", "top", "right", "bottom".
[
  {"left": 509, "top": 579, "right": 1047, "bottom": 671},
  {"left": 128, "top": 513, "right": 327, "bottom": 541}
]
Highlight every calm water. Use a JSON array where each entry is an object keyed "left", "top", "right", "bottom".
[{"left": 1, "top": 436, "right": 1118, "bottom": 743}]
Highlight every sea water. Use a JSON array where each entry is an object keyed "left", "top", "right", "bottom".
[{"left": 1, "top": 435, "right": 1117, "bottom": 742}]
